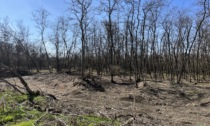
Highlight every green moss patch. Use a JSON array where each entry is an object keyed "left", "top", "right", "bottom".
[
  {"left": 0, "top": 90, "right": 121, "bottom": 126},
  {"left": 11, "top": 120, "right": 35, "bottom": 126},
  {"left": 0, "top": 91, "right": 42, "bottom": 125},
  {"left": 80, "top": 115, "right": 117, "bottom": 125},
  {"left": 0, "top": 115, "right": 14, "bottom": 124},
  {"left": 33, "top": 95, "right": 47, "bottom": 105},
  {"left": 58, "top": 115, "right": 120, "bottom": 126}
]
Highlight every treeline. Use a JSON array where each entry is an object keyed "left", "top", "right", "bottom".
[{"left": 0, "top": 0, "right": 210, "bottom": 84}]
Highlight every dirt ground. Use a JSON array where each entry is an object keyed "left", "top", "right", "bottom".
[{"left": 1, "top": 73, "right": 210, "bottom": 126}]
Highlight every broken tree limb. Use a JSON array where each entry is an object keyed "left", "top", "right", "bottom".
[
  {"left": 1, "top": 64, "right": 57, "bottom": 101},
  {"left": 11, "top": 68, "right": 35, "bottom": 95},
  {"left": 0, "top": 77, "right": 24, "bottom": 94},
  {"left": 12, "top": 68, "right": 57, "bottom": 100},
  {"left": 122, "top": 117, "right": 135, "bottom": 126}
]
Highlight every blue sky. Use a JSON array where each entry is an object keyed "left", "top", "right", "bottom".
[
  {"left": 0, "top": 0, "right": 196, "bottom": 35},
  {"left": 0, "top": 0, "right": 69, "bottom": 21},
  {"left": 0, "top": 0, "right": 196, "bottom": 53},
  {"left": 0, "top": 0, "right": 196, "bottom": 20},
  {"left": 172, "top": 0, "right": 195, "bottom": 8},
  {"left": 0, "top": 0, "right": 69, "bottom": 35}
]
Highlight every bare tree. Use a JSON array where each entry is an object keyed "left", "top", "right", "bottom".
[
  {"left": 70, "top": 0, "right": 92, "bottom": 79},
  {"left": 1, "top": 0, "right": 210, "bottom": 87},
  {"left": 161, "top": 13, "right": 174, "bottom": 81},
  {"left": 58, "top": 16, "right": 70, "bottom": 69},
  {"left": 124, "top": 0, "right": 142, "bottom": 86},
  {"left": 0, "top": 17, "right": 12, "bottom": 66},
  {"left": 33, "top": 8, "right": 52, "bottom": 73},
  {"left": 50, "top": 19, "right": 61, "bottom": 72},
  {"left": 100, "top": 0, "right": 120, "bottom": 83},
  {"left": 177, "top": 0, "right": 209, "bottom": 83}
]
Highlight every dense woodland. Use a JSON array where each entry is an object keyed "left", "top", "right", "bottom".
[{"left": 0, "top": 0, "right": 210, "bottom": 84}]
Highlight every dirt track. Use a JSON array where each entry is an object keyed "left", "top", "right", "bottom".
[{"left": 1, "top": 73, "right": 210, "bottom": 125}]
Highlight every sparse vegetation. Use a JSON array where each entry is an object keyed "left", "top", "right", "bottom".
[
  {"left": 1, "top": 0, "right": 210, "bottom": 125},
  {"left": 0, "top": 90, "right": 120, "bottom": 126},
  {"left": 0, "top": 74, "right": 210, "bottom": 125}
]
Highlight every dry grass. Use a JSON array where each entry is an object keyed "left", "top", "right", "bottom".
[{"left": 1, "top": 73, "right": 210, "bottom": 125}]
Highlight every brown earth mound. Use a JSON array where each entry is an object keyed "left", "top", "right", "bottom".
[{"left": 1, "top": 73, "right": 210, "bottom": 125}]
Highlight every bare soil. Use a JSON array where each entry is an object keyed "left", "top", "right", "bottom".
[{"left": 1, "top": 73, "right": 210, "bottom": 125}]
